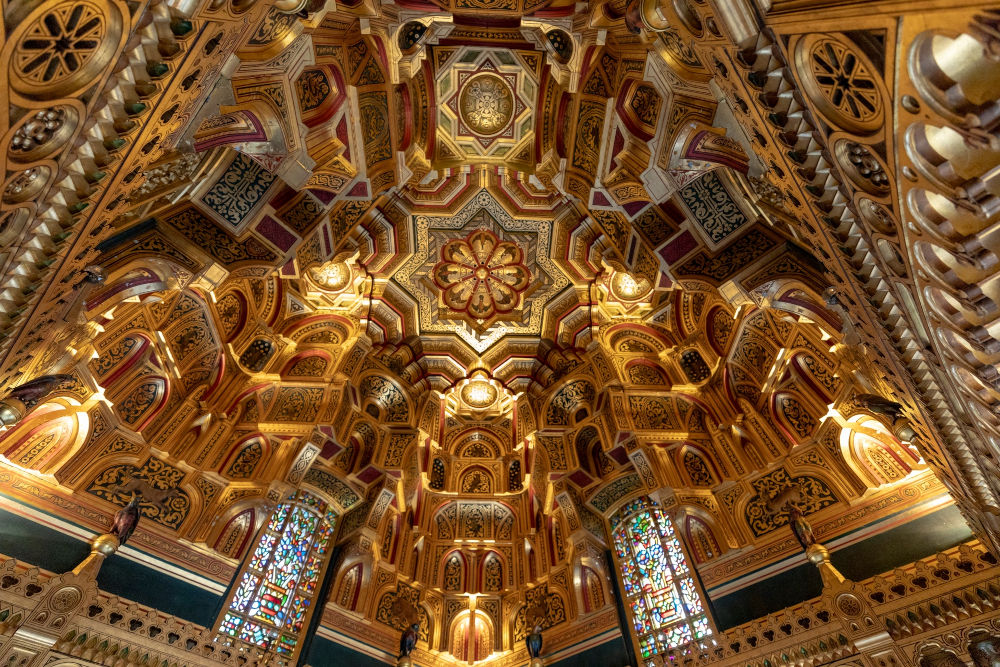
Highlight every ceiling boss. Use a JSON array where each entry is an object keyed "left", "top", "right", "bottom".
[
  {"left": 459, "top": 74, "right": 515, "bottom": 136},
  {"left": 433, "top": 228, "right": 532, "bottom": 328}
]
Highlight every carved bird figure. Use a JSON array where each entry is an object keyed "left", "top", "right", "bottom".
[
  {"left": 75, "top": 264, "right": 107, "bottom": 290},
  {"left": 110, "top": 491, "right": 142, "bottom": 546},
  {"left": 854, "top": 393, "right": 904, "bottom": 420},
  {"left": 787, "top": 505, "right": 817, "bottom": 551},
  {"left": 526, "top": 623, "right": 543, "bottom": 658},
  {"left": 7, "top": 374, "right": 74, "bottom": 407},
  {"left": 399, "top": 622, "right": 419, "bottom": 658}
]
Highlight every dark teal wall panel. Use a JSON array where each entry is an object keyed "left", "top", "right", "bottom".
[
  {"left": 303, "top": 635, "right": 392, "bottom": 666},
  {"left": 833, "top": 504, "right": 971, "bottom": 580},
  {"left": 710, "top": 504, "right": 972, "bottom": 629},
  {"left": 0, "top": 506, "right": 222, "bottom": 626},
  {"left": 0, "top": 499, "right": 973, "bottom": 656},
  {"left": 0, "top": 505, "right": 90, "bottom": 572},
  {"left": 549, "top": 636, "right": 632, "bottom": 667},
  {"left": 95, "top": 553, "right": 223, "bottom": 626},
  {"left": 709, "top": 560, "right": 823, "bottom": 630}
]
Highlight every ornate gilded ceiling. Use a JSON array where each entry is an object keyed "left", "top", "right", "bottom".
[
  {"left": 0, "top": 0, "right": 996, "bottom": 665},
  {"left": 394, "top": 188, "right": 570, "bottom": 354}
]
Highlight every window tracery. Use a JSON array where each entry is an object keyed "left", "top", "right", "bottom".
[
  {"left": 610, "top": 497, "right": 712, "bottom": 661},
  {"left": 217, "top": 490, "right": 337, "bottom": 660}
]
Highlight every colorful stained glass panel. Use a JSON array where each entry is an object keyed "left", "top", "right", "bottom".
[
  {"left": 217, "top": 491, "right": 337, "bottom": 661},
  {"left": 611, "top": 497, "right": 713, "bottom": 656}
]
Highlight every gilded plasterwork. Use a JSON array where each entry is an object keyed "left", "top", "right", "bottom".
[
  {"left": 393, "top": 189, "right": 569, "bottom": 353},
  {"left": 458, "top": 73, "right": 516, "bottom": 137},
  {"left": 0, "top": 1, "right": 995, "bottom": 666},
  {"left": 433, "top": 228, "right": 531, "bottom": 327}
]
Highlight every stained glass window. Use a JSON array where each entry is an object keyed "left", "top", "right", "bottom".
[
  {"left": 217, "top": 490, "right": 337, "bottom": 661},
  {"left": 610, "top": 497, "right": 712, "bottom": 662}
]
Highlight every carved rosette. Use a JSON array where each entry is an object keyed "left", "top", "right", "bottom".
[
  {"left": 432, "top": 228, "right": 531, "bottom": 325},
  {"left": 793, "top": 34, "right": 885, "bottom": 135},
  {"left": 7, "top": 0, "right": 125, "bottom": 101}
]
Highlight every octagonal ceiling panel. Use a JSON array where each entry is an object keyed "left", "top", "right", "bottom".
[
  {"left": 435, "top": 49, "right": 537, "bottom": 164},
  {"left": 393, "top": 189, "right": 570, "bottom": 354}
]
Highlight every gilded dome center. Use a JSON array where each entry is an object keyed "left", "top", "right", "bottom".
[{"left": 458, "top": 73, "right": 514, "bottom": 136}]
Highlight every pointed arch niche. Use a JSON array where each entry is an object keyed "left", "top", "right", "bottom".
[
  {"left": 442, "top": 550, "right": 467, "bottom": 592},
  {"left": 609, "top": 497, "right": 713, "bottom": 661},
  {"left": 335, "top": 562, "right": 363, "bottom": 611},
  {"left": 840, "top": 415, "right": 926, "bottom": 487},
  {"left": 580, "top": 564, "right": 606, "bottom": 613},
  {"left": 0, "top": 399, "right": 89, "bottom": 475},
  {"left": 450, "top": 610, "right": 495, "bottom": 663},
  {"left": 480, "top": 551, "right": 504, "bottom": 593},
  {"left": 212, "top": 507, "right": 258, "bottom": 560}
]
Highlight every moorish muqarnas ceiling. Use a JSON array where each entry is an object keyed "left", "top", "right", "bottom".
[{"left": 0, "top": 0, "right": 997, "bottom": 666}]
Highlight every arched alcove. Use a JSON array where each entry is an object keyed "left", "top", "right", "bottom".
[
  {"left": 450, "top": 610, "right": 495, "bottom": 663},
  {"left": 840, "top": 415, "right": 925, "bottom": 487}
]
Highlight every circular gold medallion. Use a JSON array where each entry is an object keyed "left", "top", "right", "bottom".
[
  {"left": 461, "top": 380, "right": 497, "bottom": 408},
  {"left": 459, "top": 74, "right": 514, "bottom": 137},
  {"left": 3, "top": 166, "right": 51, "bottom": 204},
  {"left": 309, "top": 261, "right": 351, "bottom": 291},
  {"left": 794, "top": 34, "right": 884, "bottom": 135},
  {"left": 9, "top": 0, "right": 123, "bottom": 100},
  {"left": 50, "top": 585, "right": 82, "bottom": 612}
]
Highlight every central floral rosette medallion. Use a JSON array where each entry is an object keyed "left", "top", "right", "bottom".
[
  {"left": 459, "top": 74, "right": 514, "bottom": 136},
  {"left": 432, "top": 228, "right": 531, "bottom": 327}
]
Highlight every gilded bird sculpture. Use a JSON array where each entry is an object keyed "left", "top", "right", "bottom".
[{"left": 526, "top": 623, "right": 543, "bottom": 658}]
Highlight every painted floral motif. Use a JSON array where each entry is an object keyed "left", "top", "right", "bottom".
[
  {"left": 443, "top": 62, "right": 527, "bottom": 152},
  {"left": 302, "top": 468, "right": 361, "bottom": 509},
  {"left": 679, "top": 171, "right": 750, "bottom": 244},
  {"left": 88, "top": 457, "right": 190, "bottom": 529},
  {"left": 294, "top": 69, "right": 332, "bottom": 113},
  {"left": 375, "top": 584, "right": 430, "bottom": 641},
  {"left": 590, "top": 473, "right": 643, "bottom": 513},
  {"left": 546, "top": 380, "right": 596, "bottom": 426},
  {"left": 201, "top": 153, "right": 277, "bottom": 228},
  {"left": 513, "top": 584, "right": 566, "bottom": 639},
  {"left": 433, "top": 229, "right": 530, "bottom": 324},
  {"left": 744, "top": 468, "right": 837, "bottom": 537},
  {"left": 225, "top": 439, "right": 264, "bottom": 479},
  {"left": 484, "top": 554, "right": 503, "bottom": 591},
  {"left": 459, "top": 74, "right": 514, "bottom": 136}
]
